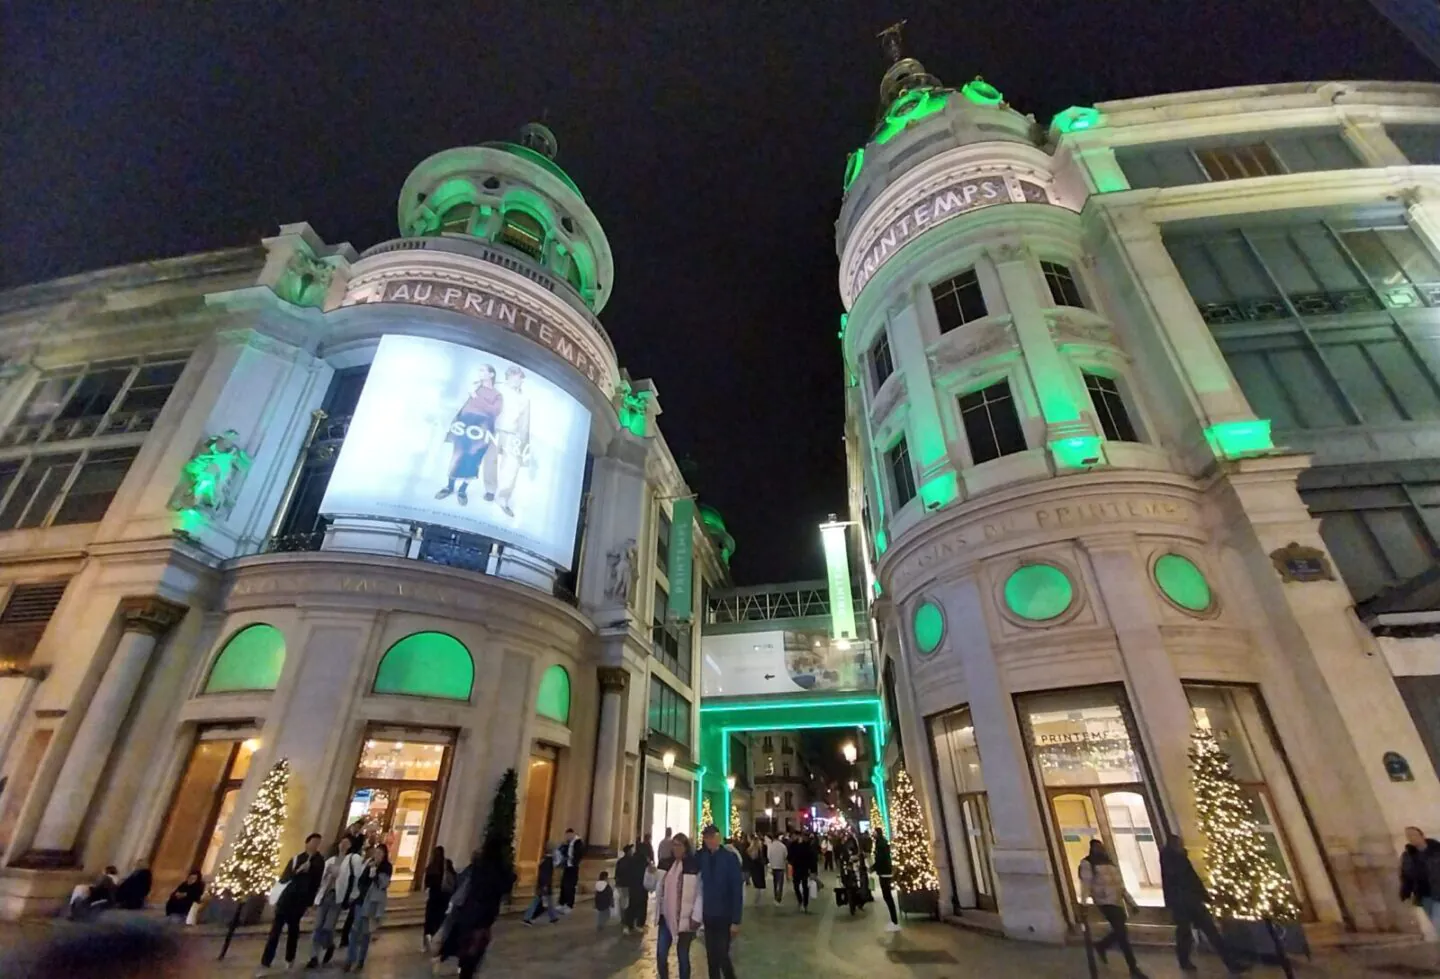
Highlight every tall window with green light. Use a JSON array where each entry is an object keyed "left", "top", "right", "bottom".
[
  {"left": 870, "top": 331, "right": 894, "bottom": 390},
  {"left": 887, "top": 437, "right": 916, "bottom": 509},
  {"left": 1084, "top": 373, "right": 1139, "bottom": 443},
  {"left": 959, "top": 381, "right": 1026, "bottom": 465}
]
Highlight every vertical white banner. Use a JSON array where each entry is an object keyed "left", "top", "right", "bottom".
[{"left": 821, "top": 521, "right": 857, "bottom": 641}]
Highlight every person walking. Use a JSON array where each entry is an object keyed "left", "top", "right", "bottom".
[
  {"left": 766, "top": 835, "right": 788, "bottom": 905},
  {"left": 305, "top": 835, "right": 365, "bottom": 969},
  {"left": 746, "top": 837, "right": 766, "bottom": 905},
  {"left": 422, "top": 846, "right": 456, "bottom": 953},
  {"left": 258, "top": 833, "right": 325, "bottom": 975},
  {"left": 595, "top": 871, "right": 615, "bottom": 929},
  {"left": 557, "top": 828, "right": 584, "bottom": 912},
  {"left": 1160, "top": 835, "right": 1245, "bottom": 974},
  {"left": 822, "top": 836, "right": 835, "bottom": 873},
  {"left": 522, "top": 843, "right": 560, "bottom": 925},
  {"left": 698, "top": 825, "right": 744, "bottom": 979},
  {"left": 336, "top": 822, "right": 368, "bottom": 949},
  {"left": 615, "top": 843, "right": 648, "bottom": 934},
  {"left": 638, "top": 833, "right": 656, "bottom": 867},
  {"left": 1080, "top": 840, "right": 1148, "bottom": 979},
  {"left": 655, "top": 833, "right": 700, "bottom": 979},
  {"left": 787, "top": 834, "right": 813, "bottom": 913},
  {"left": 441, "top": 841, "right": 516, "bottom": 979},
  {"left": 871, "top": 827, "right": 900, "bottom": 932},
  {"left": 344, "top": 843, "right": 392, "bottom": 972}
]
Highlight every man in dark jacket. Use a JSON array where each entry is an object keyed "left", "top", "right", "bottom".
[
  {"left": 1402, "top": 825, "right": 1440, "bottom": 933},
  {"left": 557, "top": 829, "right": 584, "bottom": 911},
  {"left": 615, "top": 843, "right": 649, "bottom": 933},
  {"left": 787, "top": 835, "right": 815, "bottom": 913},
  {"left": 698, "top": 825, "right": 744, "bottom": 979},
  {"left": 259, "top": 833, "right": 325, "bottom": 973},
  {"left": 638, "top": 833, "right": 656, "bottom": 867},
  {"left": 1161, "top": 834, "right": 1244, "bottom": 975},
  {"left": 521, "top": 844, "right": 559, "bottom": 925}
]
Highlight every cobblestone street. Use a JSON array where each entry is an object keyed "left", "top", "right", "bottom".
[{"left": 5, "top": 889, "right": 1440, "bottom": 979}]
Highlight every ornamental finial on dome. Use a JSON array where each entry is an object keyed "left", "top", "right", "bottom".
[
  {"left": 519, "top": 122, "right": 558, "bottom": 161},
  {"left": 875, "top": 21, "right": 944, "bottom": 123}
]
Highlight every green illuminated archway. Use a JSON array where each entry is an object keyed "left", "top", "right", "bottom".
[
  {"left": 205, "top": 624, "right": 286, "bottom": 693},
  {"left": 699, "top": 693, "right": 890, "bottom": 836},
  {"left": 374, "top": 632, "right": 474, "bottom": 701},
  {"left": 536, "top": 664, "right": 571, "bottom": 723}
]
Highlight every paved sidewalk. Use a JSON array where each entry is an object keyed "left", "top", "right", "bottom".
[{"left": 3, "top": 888, "right": 1439, "bottom": 977}]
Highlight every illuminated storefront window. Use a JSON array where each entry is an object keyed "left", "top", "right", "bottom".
[
  {"left": 1019, "top": 688, "right": 1164, "bottom": 911},
  {"left": 346, "top": 732, "right": 454, "bottom": 890}
]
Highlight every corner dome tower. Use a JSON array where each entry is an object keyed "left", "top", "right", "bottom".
[{"left": 396, "top": 123, "right": 614, "bottom": 314}]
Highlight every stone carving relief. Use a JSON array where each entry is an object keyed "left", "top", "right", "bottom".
[
  {"left": 1049, "top": 314, "right": 1116, "bottom": 349},
  {"left": 169, "top": 429, "right": 251, "bottom": 515},
  {"left": 928, "top": 323, "right": 1014, "bottom": 373},
  {"left": 604, "top": 538, "right": 638, "bottom": 606},
  {"left": 280, "top": 251, "right": 334, "bottom": 309},
  {"left": 869, "top": 375, "right": 907, "bottom": 423}
]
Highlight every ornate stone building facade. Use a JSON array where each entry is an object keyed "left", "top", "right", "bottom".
[
  {"left": 0, "top": 125, "right": 728, "bottom": 916},
  {"left": 841, "top": 39, "right": 1440, "bottom": 942}
]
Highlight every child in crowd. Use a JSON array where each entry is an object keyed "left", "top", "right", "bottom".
[{"left": 594, "top": 870, "right": 614, "bottom": 930}]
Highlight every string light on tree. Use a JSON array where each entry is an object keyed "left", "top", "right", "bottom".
[
  {"left": 700, "top": 797, "right": 715, "bottom": 833},
  {"left": 730, "top": 803, "right": 742, "bottom": 838},
  {"left": 1189, "top": 728, "right": 1299, "bottom": 921},
  {"left": 212, "top": 758, "right": 289, "bottom": 899},
  {"left": 868, "top": 795, "right": 884, "bottom": 831},
  {"left": 889, "top": 767, "right": 939, "bottom": 894}
]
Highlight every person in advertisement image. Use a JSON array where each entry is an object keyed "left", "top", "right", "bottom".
[
  {"left": 437, "top": 364, "right": 503, "bottom": 506},
  {"left": 319, "top": 334, "right": 590, "bottom": 569}
]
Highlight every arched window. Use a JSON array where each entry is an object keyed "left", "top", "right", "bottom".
[
  {"left": 204, "top": 624, "right": 286, "bottom": 693},
  {"left": 566, "top": 256, "right": 585, "bottom": 294},
  {"left": 536, "top": 664, "right": 571, "bottom": 724},
  {"left": 374, "top": 632, "right": 473, "bottom": 701},
  {"left": 499, "top": 210, "right": 545, "bottom": 260},
  {"left": 439, "top": 203, "right": 478, "bottom": 234}
]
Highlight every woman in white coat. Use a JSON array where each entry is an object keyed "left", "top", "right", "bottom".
[{"left": 653, "top": 833, "right": 701, "bottom": 979}]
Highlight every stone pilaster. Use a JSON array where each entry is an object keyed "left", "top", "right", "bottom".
[{"left": 587, "top": 666, "right": 629, "bottom": 855}]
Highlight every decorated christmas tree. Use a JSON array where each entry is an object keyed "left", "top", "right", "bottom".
[
  {"left": 890, "top": 767, "right": 939, "bottom": 894},
  {"left": 700, "top": 797, "right": 714, "bottom": 833},
  {"left": 869, "top": 795, "right": 884, "bottom": 832},
  {"left": 211, "top": 759, "right": 289, "bottom": 899},
  {"left": 730, "top": 803, "right": 742, "bottom": 838},
  {"left": 482, "top": 768, "right": 518, "bottom": 878},
  {"left": 1190, "top": 728, "right": 1299, "bottom": 921}
]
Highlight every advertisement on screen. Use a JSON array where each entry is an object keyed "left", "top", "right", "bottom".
[
  {"left": 320, "top": 335, "right": 591, "bottom": 568},
  {"left": 700, "top": 630, "right": 876, "bottom": 698}
]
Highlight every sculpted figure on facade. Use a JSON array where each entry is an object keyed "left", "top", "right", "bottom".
[
  {"left": 169, "top": 429, "right": 251, "bottom": 514},
  {"left": 604, "top": 538, "right": 638, "bottom": 606}
]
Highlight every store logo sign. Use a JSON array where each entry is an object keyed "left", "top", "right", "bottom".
[{"left": 847, "top": 172, "right": 1055, "bottom": 298}]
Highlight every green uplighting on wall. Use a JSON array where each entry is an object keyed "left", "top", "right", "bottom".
[
  {"left": 874, "top": 528, "right": 889, "bottom": 557},
  {"left": 1204, "top": 419, "right": 1274, "bottom": 460},
  {"left": 913, "top": 601, "right": 945, "bottom": 655},
  {"left": 205, "top": 624, "right": 286, "bottom": 693},
  {"left": 1004, "top": 564, "right": 1074, "bottom": 621},
  {"left": 1050, "top": 435, "right": 1104, "bottom": 470},
  {"left": 919, "top": 471, "right": 959, "bottom": 510},
  {"left": 1154, "top": 554, "right": 1213, "bottom": 612},
  {"left": 960, "top": 77, "right": 1004, "bottom": 106},
  {"left": 876, "top": 88, "right": 949, "bottom": 144},
  {"left": 843, "top": 148, "right": 865, "bottom": 192},
  {"left": 838, "top": 312, "right": 849, "bottom": 341},
  {"left": 1053, "top": 106, "right": 1102, "bottom": 133},
  {"left": 374, "top": 632, "right": 474, "bottom": 701},
  {"left": 536, "top": 664, "right": 572, "bottom": 723}
]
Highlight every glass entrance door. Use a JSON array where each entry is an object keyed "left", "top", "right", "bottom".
[
  {"left": 1047, "top": 786, "right": 1164, "bottom": 915},
  {"left": 517, "top": 749, "right": 558, "bottom": 882},
  {"left": 344, "top": 734, "right": 452, "bottom": 891},
  {"left": 959, "top": 792, "right": 998, "bottom": 911}
]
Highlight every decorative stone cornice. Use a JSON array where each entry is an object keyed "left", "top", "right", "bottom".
[
  {"left": 598, "top": 665, "right": 629, "bottom": 692},
  {"left": 119, "top": 596, "right": 188, "bottom": 637}
]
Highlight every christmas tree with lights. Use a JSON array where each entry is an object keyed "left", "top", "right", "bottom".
[
  {"left": 700, "top": 797, "right": 714, "bottom": 833},
  {"left": 869, "top": 796, "right": 884, "bottom": 832},
  {"left": 889, "top": 767, "right": 939, "bottom": 894},
  {"left": 1190, "top": 728, "right": 1298, "bottom": 921},
  {"left": 730, "top": 804, "right": 742, "bottom": 838},
  {"left": 211, "top": 758, "right": 289, "bottom": 899}
]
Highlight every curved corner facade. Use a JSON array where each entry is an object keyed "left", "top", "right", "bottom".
[
  {"left": 0, "top": 130, "right": 727, "bottom": 916},
  {"left": 840, "top": 78, "right": 1440, "bottom": 939}
]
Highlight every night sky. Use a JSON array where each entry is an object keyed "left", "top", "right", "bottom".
[{"left": 2, "top": 2, "right": 1434, "bottom": 583}]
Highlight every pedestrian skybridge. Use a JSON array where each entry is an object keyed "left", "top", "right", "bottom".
[{"left": 696, "top": 579, "right": 889, "bottom": 832}]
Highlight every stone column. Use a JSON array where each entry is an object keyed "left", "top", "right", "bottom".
[
  {"left": 587, "top": 666, "right": 628, "bottom": 854},
  {"left": 1080, "top": 533, "right": 1199, "bottom": 841},
  {"left": 28, "top": 597, "right": 186, "bottom": 861}
]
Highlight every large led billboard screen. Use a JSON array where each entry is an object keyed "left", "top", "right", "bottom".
[{"left": 320, "top": 335, "right": 591, "bottom": 568}]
